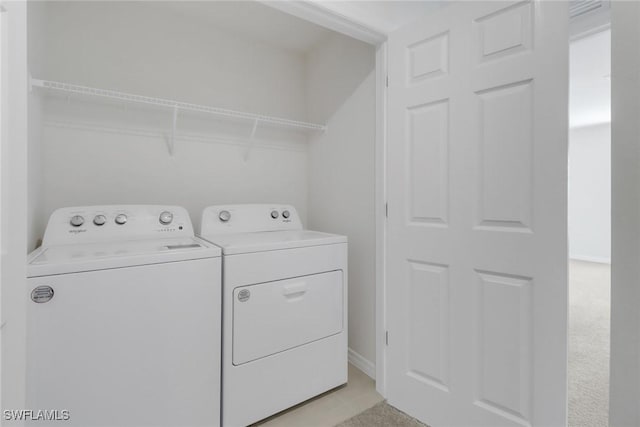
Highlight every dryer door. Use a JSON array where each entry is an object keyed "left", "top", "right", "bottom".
[{"left": 233, "top": 270, "right": 343, "bottom": 365}]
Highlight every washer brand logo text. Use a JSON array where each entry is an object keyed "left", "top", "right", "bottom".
[
  {"left": 68, "top": 229, "right": 86, "bottom": 234},
  {"left": 4, "top": 409, "right": 70, "bottom": 421}
]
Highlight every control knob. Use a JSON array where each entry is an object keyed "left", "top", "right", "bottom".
[
  {"left": 159, "top": 211, "right": 173, "bottom": 225},
  {"left": 93, "top": 215, "right": 107, "bottom": 226},
  {"left": 219, "top": 210, "right": 231, "bottom": 222},
  {"left": 70, "top": 215, "right": 84, "bottom": 227},
  {"left": 115, "top": 214, "right": 128, "bottom": 225},
  {"left": 270, "top": 210, "right": 279, "bottom": 219},
  {"left": 282, "top": 210, "right": 290, "bottom": 219}
]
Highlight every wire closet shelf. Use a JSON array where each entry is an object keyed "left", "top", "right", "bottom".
[{"left": 30, "top": 78, "right": 327, "bottom": 132}]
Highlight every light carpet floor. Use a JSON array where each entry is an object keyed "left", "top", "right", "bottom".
[
  {"left": 568, "top": 260, "right": 610, "bottom": 427},
  {"left": 335, "top": 402, "right": 427, "bottom": 427}
]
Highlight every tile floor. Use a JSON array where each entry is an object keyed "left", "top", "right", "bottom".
[{"left": 254, "top": 364, "right": 383, "bottom": 427}]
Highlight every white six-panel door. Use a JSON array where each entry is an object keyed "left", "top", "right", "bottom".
[{"left": 386, "top": 1, "right": 568, "bottom": 426}]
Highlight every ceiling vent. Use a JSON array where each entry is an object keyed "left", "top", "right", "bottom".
[{"left": 569, "top": 0, "right": 608, "bottom": 19}]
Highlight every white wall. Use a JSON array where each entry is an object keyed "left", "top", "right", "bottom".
[
  {"left": 568, "top": 123, "right": 611, "bottom": 263},
  {"left": 38, "top": 1, "right": 309, "bottom": 233},
  {"left": 306, "top": 33, "right": 376, "bottom": 373}
]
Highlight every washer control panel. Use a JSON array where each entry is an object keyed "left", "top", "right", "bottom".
[
  {"left": 200, "top": 204, "right": 302, "bottom": 235},
  {"left": 42, "top": 205, "right": 194, "bottom": 246}
]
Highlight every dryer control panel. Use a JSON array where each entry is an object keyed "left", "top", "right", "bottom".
[
  {"left": 42, "top": 205, "right": 194, "bottom": 246},
  {"left": 200, "top": 204, "right": 303, "bottom": 235}
]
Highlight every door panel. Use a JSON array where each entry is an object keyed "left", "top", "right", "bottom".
[
  {"left": 476, "top": 81, "right": 533, "bottom": 230},
  {"left": 386, "top": 2, "right": 568, "bottom": 426},
  {"left": 407, "top": 100, "right": 449, "bottom": 225},
  {"left": 407, "top": 261, "right": 450, "bottom": 391}
]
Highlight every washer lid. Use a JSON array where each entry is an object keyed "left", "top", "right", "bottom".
[
  {"left": 200, "top": 230, "right": 347, "bottom": 255},
  {"left": 27, "top": 236, "right": 221, "bottom": 277}
]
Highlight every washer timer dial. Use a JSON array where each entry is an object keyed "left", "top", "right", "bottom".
[
  {"left": 219, "top": 210, "right": 231, "bottom": 222},
  {"left": 70, "top": 215, "right": 84, "bottom": 227},
  {"left": 159, "top": 211, "right": 173, "bottom": 225},
  {"left": 93, "top": 215, "right": 107, "bottom": 226}
]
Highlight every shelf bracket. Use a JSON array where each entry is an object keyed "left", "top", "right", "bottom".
[
  {"left": 168, "top": 105, "right": 178, "bottom": 156},
  {"left": 243, "top": 118, "right": 260, "bottom": 162}
]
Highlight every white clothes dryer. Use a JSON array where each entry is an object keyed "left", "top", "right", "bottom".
[
  {"left": 27, "top": 205, "right": 221, "bottom": 427},
  {"left": 199, "top": 204, "right": 347, "bottom": 427}
]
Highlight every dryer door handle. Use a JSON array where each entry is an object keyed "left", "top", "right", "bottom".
[{"left": 282, "top": 282, "right": 307, "bottom": 300}]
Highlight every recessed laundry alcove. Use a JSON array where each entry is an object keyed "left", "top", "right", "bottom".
[{"left": 26, "top": 0, "right": 378, "bottom": 387}]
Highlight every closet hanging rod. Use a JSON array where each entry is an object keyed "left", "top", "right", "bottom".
[{"left": 30, "top": 78, "right": 327, "bottom": 132}]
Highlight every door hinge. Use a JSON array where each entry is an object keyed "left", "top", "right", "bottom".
[
  {"left": 385, "top": 203, "right": 388, "bottom": 218},
  {"left": 385, "top": 331, "right": 389, "bottom": 346}
]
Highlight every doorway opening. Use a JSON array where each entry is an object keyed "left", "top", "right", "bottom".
[{"left": 568, "top": 26, "right": 611, "bottom": 427}]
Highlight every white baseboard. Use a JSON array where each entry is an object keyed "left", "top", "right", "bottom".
[
  {"left": 348, "top": 348, "right": 375, "bottom": 380},
  {"left": 570, "top": 255, "right": 611, "bottom": 264}
]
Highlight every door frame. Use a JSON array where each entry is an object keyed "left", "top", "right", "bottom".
[
  {"left": 1, "top": 0, "right": 29, "bottom": 415},
  {"left": 374, "top": 41, "right": 388, "bottom": 395},
  {"left": 610, "top": 2, "right": 640, "bottom": 425}
]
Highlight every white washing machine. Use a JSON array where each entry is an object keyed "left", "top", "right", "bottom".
[
  {"left": 27, "top": 205, "right": 222, "bottom": 427},
  {"left": 199, "top": 204, "right": 348, "bottom": 427}
]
